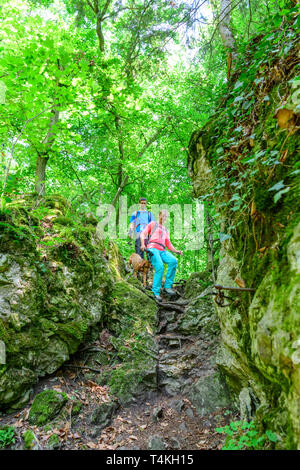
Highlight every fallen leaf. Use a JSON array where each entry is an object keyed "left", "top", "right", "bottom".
[
  {"left": 129, "top": 435, "right": 138, "bottom": 440},
  {"left": 146, "top": 325, "right": 153, "bottom": 335},
  {"left": 275, "top": 108, "right": 294, "bottom": 129},
  {"left": 86, "top": 442, "right": 98, "bottom": 449},
  {"left": 14, "top": 420, "right": 24, "bottom": 428},
  {"left": 258, "top": 246, "right": 267, "bottom": 253},
  {"left": 197, "top": 439, "right": 207, "bottom": 445},
  {"left": 250, "top": 201, "right": 256, "bottom": 216},
  {"left": 280, "top": 149, "right": 288, "bottom": 163},
  {"left": 67, "top": 371, "right": 76, "bottom": 380},
  {"left": 235, "top": 277, "right": 246, "bottom": 288}
]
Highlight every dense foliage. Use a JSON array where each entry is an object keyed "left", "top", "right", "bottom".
[{"left": 0, "top": 0, "right": 298, "bottom": 276}]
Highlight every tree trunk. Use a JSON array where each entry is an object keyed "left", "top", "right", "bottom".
[
  {"left": 96, "top": 16, "right": 105, "bottom": 52},
  {"left": 35, "top": 154, "right": 49, "bottom": 197},
  {"left": 34, "top": 107, "right": 60, "bottom": 195},
  {"left": 115, "top": 116, "right": 125, "bottom": 226},
  {"left": 219, "top": 0, "right": 237, "bottom": 79}
]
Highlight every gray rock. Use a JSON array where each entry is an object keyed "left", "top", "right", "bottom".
[
  {"left": 169, "top": 437, "right": 181, "bottom": 449},
  {"left": 185, "top": 407, "right": 194, "bottom": 417},
  {"left": 152, "top": 406, "right": 163, "bottom": 422},
  {"left": 90, "top": 401, "right": 118, "bottom": 428},
  {"left": 179, "top": 422, "right": 187, "bottom": 432},
  {"left": 177, "top": 296, "right": 219, "bottom": 337},
  {"left": 170, "top": 399, "right": 185, "bottom": 412},
  {"left": 89, "top": 426, "right": 103, "bottom": 438},
  {"left": 148, "top": 435, "right": 166, "bottom": 450},
  {"left": 188, "top": 372, "right": 231, "bottom": 417},
  {"left": 118, "top": 446, "right": 141, "bottom": 450}
]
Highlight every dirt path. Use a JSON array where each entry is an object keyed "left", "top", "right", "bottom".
[{"left": 0, "top": 287, "right": 238, "bottom": 450}]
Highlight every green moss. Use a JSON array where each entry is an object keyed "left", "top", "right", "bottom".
[
  {"left": 28, "top": 390, "right": 68, "bottom": 426},
  {"left": 56, "top": 321, "right": 89, "bottom": 354},
  {"left": 42, "top": 194, "right": 71, "bottom": 215},
  {"left": 23, "top": 430, "right": 36, "bottom": 450},
  {"left": 53, "top": 216, "right": 75, "bottom": 226},
  {"left": 47, "top": 433, "right": 60, "bottom": 450},
  {"left": 109, "top": 362, "right": 157, "bottom": 404},
  {"left": 71, "top": 400, "right": 82, "bottom": 416}
]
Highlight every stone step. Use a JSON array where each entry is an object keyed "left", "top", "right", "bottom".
[{"left": 156, "top": 334, "right": 196, "bottom": 349}]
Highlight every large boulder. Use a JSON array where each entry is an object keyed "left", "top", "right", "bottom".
[{"left": 188, "top": 372, "right": 231, "bottom": 417}]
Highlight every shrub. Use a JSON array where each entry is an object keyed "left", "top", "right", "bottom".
[
  {"left": 216, "top": 420, "right": 278, "bottom": 450},
  {"left": 0, "top": 426, "right": 16, "bottom": 448}
]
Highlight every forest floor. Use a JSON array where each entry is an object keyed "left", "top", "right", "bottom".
[{"left": 0, "top": 286, "right": 238, "bottom": 451}]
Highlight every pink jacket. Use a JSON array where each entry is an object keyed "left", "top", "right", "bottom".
[{"left": 140, "top": 221, "right": 176, "bottom": 252}]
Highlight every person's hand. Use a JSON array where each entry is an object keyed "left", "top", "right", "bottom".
[
  {"left": 176, "top": 250, "right": 183, "bottom": 256},
  {"left": 141, "top": 244, "right": 145, "bottom": 251}
]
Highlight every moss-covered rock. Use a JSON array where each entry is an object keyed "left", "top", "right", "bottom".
[
  {"left": 0, "top": 195, "right": 117, "bottom": 410},
  {"left": 47, "top": 433, "right": 61, "bottom": 450},
  {"left": 23, "top": 429, "right": 37, "bottom": 450},
  {"left": 28, "top": 389, "right": 68, "bottom": 426}
]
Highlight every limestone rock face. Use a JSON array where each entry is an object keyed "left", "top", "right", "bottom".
[{"left": 187, "top": 34, "right": 300, "bottom": 449}]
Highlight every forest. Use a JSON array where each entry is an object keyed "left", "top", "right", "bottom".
[{"left": 0, "top": 0, "right": 299, "bottom": 453}]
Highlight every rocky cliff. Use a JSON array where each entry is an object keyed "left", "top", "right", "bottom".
[
  {"left": 0, "top": 194, "right": 157, "bottom": 410},
  {"left": 188, "top": 24, "right": 300, "bottom": 449}
]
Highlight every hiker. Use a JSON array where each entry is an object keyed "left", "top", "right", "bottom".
[
  {"left": 128, "top": 197, "right": 155, "bottom": 259},
  {"left": 140, "top": 209, "right": 183, "bottom": 301}
]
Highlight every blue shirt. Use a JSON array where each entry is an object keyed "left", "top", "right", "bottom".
[{"left": 129, "top": 210, "right": 155, "bottom": 233}]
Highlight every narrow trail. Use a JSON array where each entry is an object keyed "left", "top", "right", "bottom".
[{"left": 0, "top": 283, "right": 238, "bottom": 450}]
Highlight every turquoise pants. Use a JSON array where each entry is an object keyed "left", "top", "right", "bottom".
[{"left": 147, "top": 248, "right": 178, "bottom": 296}]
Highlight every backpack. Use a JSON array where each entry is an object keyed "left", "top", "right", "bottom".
[{"left": 145, "top": 222, "right": 166, "bottom": 250}]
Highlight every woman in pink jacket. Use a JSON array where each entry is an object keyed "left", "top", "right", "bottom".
[{"left": 140, "top": 209, "right": 182, "bottom": 301}]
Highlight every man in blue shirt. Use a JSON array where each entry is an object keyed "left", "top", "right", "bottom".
[{"left": 128, "top": 197, "right": 155, "bottom": 258}]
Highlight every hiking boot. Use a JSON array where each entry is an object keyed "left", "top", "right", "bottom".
[
  {"left": 164, "top": 288, "right": 176, "bottom": 296},
  {"left": 155, "top": 295, "right": 163, "bottom": 302}
]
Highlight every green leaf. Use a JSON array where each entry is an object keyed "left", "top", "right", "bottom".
[
  {"left": 266, "top": 430, "right": 278, "bottom": 442},
  {"left": 219, "top": 233, "right": 232, "bottom": 242},
  {"left": 268, "top": 180, "right": 285, "bottom": 192},
  {"left": 274, "top": 187, "right": 290, "bottom": 203}
]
